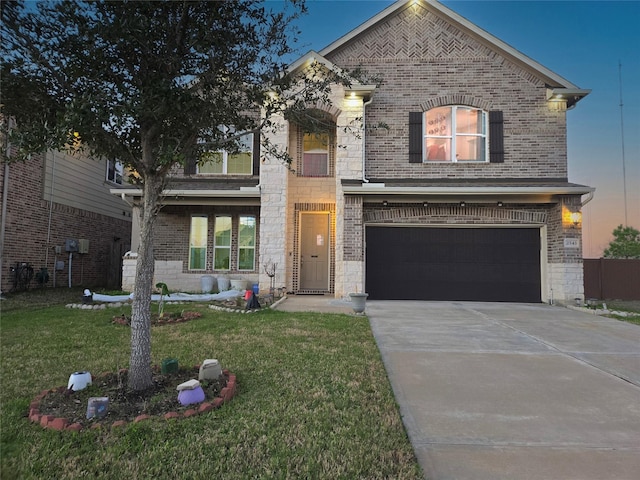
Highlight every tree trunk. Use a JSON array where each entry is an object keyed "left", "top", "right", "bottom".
[{"left": 128, "top": 172, "right": 162, "bottom": 391}]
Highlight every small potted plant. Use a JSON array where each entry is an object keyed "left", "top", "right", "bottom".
[{"left": 349, "top": 291, "right": 369, "bottom": 314}]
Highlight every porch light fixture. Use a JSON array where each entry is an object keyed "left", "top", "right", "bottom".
[
  {"left": 546, "top": 88, "right": 591, "bottom": 110},
  {"left": 382, "top": 200, "right": 388, "bottom": 207},
  {"left": 570, "top": 212, "right": 582, "bottom": 227},
  {"left": 497, "top": 201, "right": 503, "bottom": 207},
  {"left": 423, "top": 201, "right": 428, "bottom": 207},
  {"left": 460, "top": 201, "right": 466, "bottom": 207}
]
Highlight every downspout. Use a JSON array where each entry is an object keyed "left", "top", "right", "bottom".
[
  {"left": 120, "top": 192, "right": 133, "bottom": 207},
  {"left": 68, "top": 252, "right": 73, "bottom": 288},
  {"left": 361, "top": 96, "right": 374, "bottom": 183},
  {"left": 0, "top": 117, "right": 16, "bottom": 294},
  {"left": 0, "top": 144, "right": 10, "bottom": 295},
  {"left": 45, "top": 151, "right": 57, "bottom": 269}
]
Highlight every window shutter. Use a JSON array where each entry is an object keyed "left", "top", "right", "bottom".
[
  {"left": 489, "top": 111, "right": 504, "bottom": 163},
  {"left": 409, "top": 112, "right": 423, "bottom": 163},
  {"left": 252, "top": 130, "right": 260, "bottom": 175},
  {"left": 184, "top": 156, "right": 197, "bottom": 175}
]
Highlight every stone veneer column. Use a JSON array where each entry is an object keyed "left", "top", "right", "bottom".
[
  {"left": 258, "top": 115, "right": 289, "bottom": 294},
  {"left": 335, "top": 93, "right": 366, "bottom": 298},
  {"left": 546, "top": 196, "right": 585, "bottom": 305}
]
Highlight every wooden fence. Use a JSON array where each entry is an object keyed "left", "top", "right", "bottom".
[{"left": 583, "top": 258, "right": 640, "bottom": 300}]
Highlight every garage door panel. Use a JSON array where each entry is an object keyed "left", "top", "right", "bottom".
[{"left": 366, "top": 227, "right": 541, "bottom": 302}]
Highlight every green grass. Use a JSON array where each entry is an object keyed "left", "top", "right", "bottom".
[
  {"left": 591, "top": 300, "right": 640, "bottom": 326},
  {"left": 0, "top": 292, "right": 422, "bottom": 479}
]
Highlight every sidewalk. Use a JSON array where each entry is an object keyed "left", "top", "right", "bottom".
[{"left": 271, "top": 294, "right": 355, "bottom": 314}]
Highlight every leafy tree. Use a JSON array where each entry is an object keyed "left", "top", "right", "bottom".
[
  {"left": 603, "top": 225, "right": 640, "bottom": 259},
  {"left": 1, "top": 0, "right": 354, "bottom": 390}
]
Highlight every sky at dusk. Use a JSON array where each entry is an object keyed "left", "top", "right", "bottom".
[{"left": 277, "top": 0, "right": 640, "bottom": 258}]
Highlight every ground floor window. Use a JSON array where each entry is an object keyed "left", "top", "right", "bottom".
[
  {"left": 189, "top": 215, "right": 208, "bottom": 270},
  {"left": 186, "top": 213, "right": 257, "bottom": 272},
  {"left": 214, "top": 215, "right": 232, "bottom": 270},
  {"left": 238, "top": 215, "right": 256, "bottom": 270}
]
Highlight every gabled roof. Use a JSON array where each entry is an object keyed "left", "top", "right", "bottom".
[
  {"left": 319, "top": 0, "right": 585, "bottom": 91},
  {"left": 287, "top": 50, "right": 340, "bottom": 76},
  {"left": 287, "top": 50, "right": 377, "bottom": 97}
]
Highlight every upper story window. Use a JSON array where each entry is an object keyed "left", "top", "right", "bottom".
[
  {"left": 106, "top": 159, "right": 124, "bottom": 184},
  {"left": 198, "top": 132, "right": 253, "bottom": 175},
  {"left": 302, "top": 132, "right": 329, "bottom": 176},
  {"left": 292, "top": 109, "right": 336, "bottom": 177},
  {"left": 425, "top": 106, "right": 487, "bottom": 162}
]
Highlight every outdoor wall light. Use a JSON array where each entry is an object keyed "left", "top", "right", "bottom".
[
  {"left": 382, "top": 200, "right": 388, "bottom": 207},
  {"left": 570, "top": 211, "right": 582, "bottom": 227},
  {"left": 460, "top": 201, "right": 466, "bottom": 207},
  {"left": 497, "top": 201, "right": 504, "bottom": 207},
  {"left": 423, "top": 201, "right": 429, "bottom": 207}
]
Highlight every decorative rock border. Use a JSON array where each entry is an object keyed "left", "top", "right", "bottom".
[
  {"left": 208, "top": 304, "right": 261, "bottom": 313},
  {"left": 66, "top": 302, "right": 129, "bottom": 310},
  {"left": 66, "top": 296, "right": 287, "bottom": 312},
  {"left": 28, "top": 368, "right": 237, "bottom": 432},
  {"left": 66, "top": 301, "right": 189, "bottom": 310},
  {"left": 208, "top": 295, "right": 288, "bottom": 313},
  {"left": 566, "top": 305, "right": 637, "bottom": 317}
]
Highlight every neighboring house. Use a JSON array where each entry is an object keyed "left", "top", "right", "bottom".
[
  {"left": 0, "top": 144, "right": 132, "bottom": 294},
  {"left": 118, "top": 0, "right": 592, "bottom": 305}
]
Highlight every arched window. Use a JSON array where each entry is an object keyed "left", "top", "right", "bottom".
[{"left": 424, "top": 106, "right": 487, "bottom": 162}]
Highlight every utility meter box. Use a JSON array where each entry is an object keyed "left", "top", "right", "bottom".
[
  {"left": 78, "top": 239, "right": 90, "bottom": 254},
  {"left": 65, "top": 239, "right": 79, "bottom": 252}
]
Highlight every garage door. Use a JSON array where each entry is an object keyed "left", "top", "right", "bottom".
[{"left": 366, "top": 227, "right": 541, "bottom": 302}]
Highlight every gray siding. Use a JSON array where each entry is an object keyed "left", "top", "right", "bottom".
[{"left": 42, "top": 151, "right": 131, "bottom": 219}]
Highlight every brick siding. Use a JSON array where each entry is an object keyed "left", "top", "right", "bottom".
[
  {"left": 154, "top": 205, "right": 261, "bottom": 274},
  {"left": 1, "top": 154, "right": 131, "bottom": 292},
  {"left": 324, "top": 5, "right": 568, "bottom": 181}
]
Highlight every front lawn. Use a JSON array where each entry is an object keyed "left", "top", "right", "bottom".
[{"left": 0, "top": 293, "right": 421, "bottom": 479}]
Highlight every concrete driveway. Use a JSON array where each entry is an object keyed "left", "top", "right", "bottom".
[{"left": 366, "top": 301, "right": 640, "bottom": 480}]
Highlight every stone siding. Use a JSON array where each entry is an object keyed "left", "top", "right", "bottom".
[
  {"left": 258, "top": 83, "right": 368, "bottom": 295},
  {"left": 121, "top": 257, "right": 258, "bottom": 294},
  {"left": 259, "top": 116, "right": 290, "bottom": 293}
]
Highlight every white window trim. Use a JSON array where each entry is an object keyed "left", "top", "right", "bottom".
[
  {"left": 237, "top": 215, "right": 256, "bottom": 271},
  {"left": 106, "top": 159, "right": 124, "bottom": 184},
  {"left": 423, "top": 106, "right": 488, "bottom": 163},
  {"left": 188, "top": 215, "right": 208, "bottom": 271},
  {"left": 213, "top": 215, "right": 232, "bottom": 271},
  {"left": 197, "top": 131, "right": 253, "bottom": 175}
]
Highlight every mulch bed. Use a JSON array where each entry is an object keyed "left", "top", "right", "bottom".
[
  {"left": 112, "top": 311, "right": 202, "bottom": 326},
  {"left": 29, "top": 366, "right": 237, "bottom": 432}
]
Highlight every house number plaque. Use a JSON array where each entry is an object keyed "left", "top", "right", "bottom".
[{"left": 564, "top": 238, "right": 579, "bottom": 249}]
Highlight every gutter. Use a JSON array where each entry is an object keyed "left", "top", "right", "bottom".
[
  {"left": 110, "top": 187, "right": 261, "bottom": 198},
  {"left": 581, "top": 190, "right": 595, "bottom": 207},
  {"left": 342, "top": 184, "right": 596, "bottom": 196}
]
